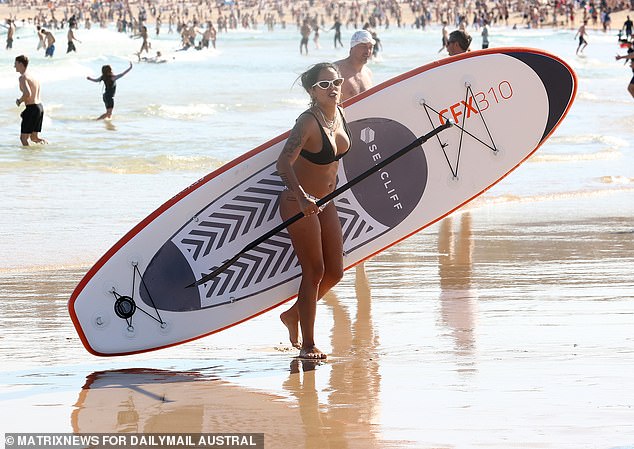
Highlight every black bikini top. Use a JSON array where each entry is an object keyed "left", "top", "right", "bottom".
[{"left": 299, "top": 106, "right": 352, "bottom": 165}]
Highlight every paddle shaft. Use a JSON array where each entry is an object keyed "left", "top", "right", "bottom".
[{"left": 188, "top": 121, "right": 452, "bottom": 288}]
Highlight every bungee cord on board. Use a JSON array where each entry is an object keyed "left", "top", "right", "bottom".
[
  {"left": 110, "top": 263, "right": 165, "bottom": 326},
  {"left": 422, "top": 84, "right": 499, "bottom": 179}
]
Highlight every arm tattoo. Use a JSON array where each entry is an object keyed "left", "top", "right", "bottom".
[
  {"left": 280, "top": 172, "right": 291, "bottom": 187},
  {"left": 284, "top": 121, "right": 303, "bottom": 155},
  {"left": 279, "top": 121, "right": 304, "bottom": 188}
]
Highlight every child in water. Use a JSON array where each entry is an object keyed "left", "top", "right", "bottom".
[{"left": 86, "top": 62, "right": 133, "bottom": 120}]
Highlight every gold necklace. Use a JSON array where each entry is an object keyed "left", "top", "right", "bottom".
[{"left": 316, "top": 107, "right": 338, "bottom": 136}]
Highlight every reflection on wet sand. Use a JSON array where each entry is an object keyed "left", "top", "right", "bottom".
[
  {"left": 0, "top": 268, "right": 88, "bottom": 367},
  {"left": 438, "top": 213, "right": 476, "bottom": 358},
  {"left": 71, "top": 368, "right": 306, "bottom": 446},
  {"left": 283, "top": 360, "right": 333, "bottom": 449},
  {"left": 281, "top": 264, "right": 382, "bottom": 448},
  {"left": 71, "top": 271, "right": 383, "bottom": 448},
  {"left": 11, "top": 199, "right": 634, "bottom": 448}
]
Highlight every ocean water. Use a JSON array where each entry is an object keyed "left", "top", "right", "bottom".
[
  {"left": 0, "top": 24, "right": 632, "bottom": 270},
  {"left": 1, "top": 23, "right": 633, "bottom": 449}
]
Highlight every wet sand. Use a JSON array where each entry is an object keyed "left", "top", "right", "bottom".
[{"left": 1, "top": 191, "right": 633, "bottom": 448}]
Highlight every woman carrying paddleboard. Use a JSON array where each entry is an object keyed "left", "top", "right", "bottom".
[{"left": 276, "top": 62, "right": 352, "bottom": 360}]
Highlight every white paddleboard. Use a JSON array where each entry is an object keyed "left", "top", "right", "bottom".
[{"left": 69, "top": 48, "right": 577, "bottom": 356}]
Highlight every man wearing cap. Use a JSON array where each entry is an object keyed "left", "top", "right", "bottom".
[{"left": 334, "top": 30, "right": 375, "bottom": 102}]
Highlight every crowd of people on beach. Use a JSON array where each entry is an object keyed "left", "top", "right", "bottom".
[
  {"left": 2, "top": 0, "right": 631, "bottom": 64},
  {"left": 3, "top": 0, "right": 632, "bottom": 66},
  {"left": 3, "top": 0, "right": 630, "bottom": 46}
]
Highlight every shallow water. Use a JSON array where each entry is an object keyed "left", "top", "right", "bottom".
[{"left": 1, "top": 22, "right": 633, "bottom": 449}]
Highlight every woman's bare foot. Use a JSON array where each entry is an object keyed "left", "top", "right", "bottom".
[
  {"left": 280, "top": 309, "right": 301, "bottom": 349},
  {"left": 298, "top": 346, "right": 327, "bottom": 360}
]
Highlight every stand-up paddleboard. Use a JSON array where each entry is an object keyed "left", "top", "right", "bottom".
[{"left": 69, "top": 48, "right": 577, "bottom": 356}]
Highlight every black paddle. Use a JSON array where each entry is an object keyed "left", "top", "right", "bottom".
[{"left": 187, "top": 121, "right": 453, "bottom": 288}]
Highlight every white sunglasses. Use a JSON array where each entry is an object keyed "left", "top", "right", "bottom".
[{"left": 312, "top": 78, "right": 344, "bottom": 90}]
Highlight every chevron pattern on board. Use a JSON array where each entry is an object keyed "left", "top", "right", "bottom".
[
  {"left": 179, "top": 166, "right": 384, "bottom": 301},
  {"left": 202, "top": 231, "right": 300, "bottom": 299},
  {"left": 336, "top": 197, "right": 375, "bottom": 252},
  {"left": 180, "top": 169, "right": 284, "bottom": 262}
]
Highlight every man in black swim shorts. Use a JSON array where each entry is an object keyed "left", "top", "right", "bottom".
[
  {"left": 21, "top": 104, "right": 45, "bottom": 137},
  {"left": 575, "top": 20, "right": 588, "bottom": 55},
  {"left": 14, "top": 55, "right": 47, "bottom": 146}
]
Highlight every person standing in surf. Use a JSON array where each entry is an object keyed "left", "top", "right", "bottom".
[
  {"left": 277, "top": 63, "right": 352, "bottom": 360},
  {"left": 438, "top": 22, "right": 449, "bottom": 53},
  {"left": 622, "top": 15, "right": 633, "bottom": 40},
  {"left": 615, "top": 50, "right": 634, "bottom": 99},
  {"left": 134, "top": 26, "right": 150, "bottom": 57},
  {"left": 575, "top": 20, "right": 588, "bottom": 55},
  {"left": 43, "top": 29, "right": 56, "bottom": 58},
  {"left": 334, "top": 30, "right": 374, "bottom": 103},
  {"left": 299, "top": 19, "right": 311, "bottom": 55},
  {"left": 331, "top": 16, "right": 343, "bottom": 48},
  {"left": 36, "top": 26, "right": 46, "bottom": 51},
  {"left": 481, "top": 22, "right": 490, "bottom": 49},
  {"left": 86, "top": 62, "right": 133, "bottom": 120},
  {"left": 67, "top": 23, "right": 81, "bottom": 53},
  {"left": 446, "top": 29, "right": 472, "bottom": 56},
  {"left": 14, "top": 55, "right": 47, "bottom": 146},
  {"left": 4, "top": 19, "right": 15, "bottom": 50}
]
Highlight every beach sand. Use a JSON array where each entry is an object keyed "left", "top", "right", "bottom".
[{"left": 1, "top": 192, "right": 633, "bottom": 448}]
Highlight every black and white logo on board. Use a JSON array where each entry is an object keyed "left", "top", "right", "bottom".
[{"left": 345, "top": 118, "right": 427, "bottom": 228}]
